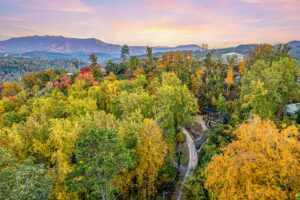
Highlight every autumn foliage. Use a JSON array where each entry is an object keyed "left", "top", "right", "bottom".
[
  {"left": 76, "top": 67, "right": 99, "bottom": 86},
  {"left": 0, "top": 46, "right": 299, "bottom": 199},
  {"left": 1, "top": 82, "right": 21, "bottom": 97},
  {"left": 204, "top": 115, "right": 300, "bottom": 199},
  {"left": 53, "top": 75, "right": 71, "bottom": 91},
  {"left": 225, "top": 66, "right": 234, "bottom": 85},
  {"left": 136, "top": 119, "right": 168, "bottom": 199}
]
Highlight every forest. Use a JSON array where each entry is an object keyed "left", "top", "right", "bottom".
[
  {"left": 0, "top": 44, "right": 299, "bottom": 200},
  {"left": 0, "top": 55, "right": 86, "bottom": 82}
]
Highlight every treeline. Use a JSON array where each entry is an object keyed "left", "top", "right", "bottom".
[
  {"left": 184, "top": 44, "right": 300, "bottom": 200},
  {"left": 0, "top": 44, "right": 299, "bottom": 199},
  {"left": 0, "top": 55, "right": 86, "bottom": 82},
  {"left": 0, "top": 50, "right": 198, "bottom": 199}
]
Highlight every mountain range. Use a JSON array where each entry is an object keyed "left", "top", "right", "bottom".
[
  {"left": 0, "top": 35, "right": 202, "bottom": 56},
  {"left": 0, "top": 35, "right": 299, "bottom": 62}
]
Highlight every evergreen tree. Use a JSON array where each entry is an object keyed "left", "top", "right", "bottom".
[
  {"left": 146, "top": 46, "right": 153, "bottom": 63},
  {"left": 121, "top": 45, "right": 130, "bottom": 62},
  {"left": 66, "top": 128, "right": 131, "bottom": 199}
]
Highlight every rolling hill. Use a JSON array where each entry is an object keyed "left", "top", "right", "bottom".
[
  {"left": 288, "top": 40, "right": 300, "bottom": 61},
  {"left": 0, "top": 35, "right": 203, "bottom": 56}
]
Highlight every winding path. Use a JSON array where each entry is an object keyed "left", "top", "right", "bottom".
[
  {"left": 175, "top": 116, "right": 208, "bottom": 200},
  {"left": 176, "top": 128, "right": 198, "bottom": 198}
]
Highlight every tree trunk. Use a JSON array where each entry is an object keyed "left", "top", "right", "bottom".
[
  {"left": 277, "top": 96, "right": 283, "bottom": 121},
  {"left": 178, "top": 142, "right": 181, "bottom": 170}
]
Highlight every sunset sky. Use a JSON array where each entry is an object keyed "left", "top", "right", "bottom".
[{"left": 0, "top": 0, "right": 299, "bottom": 47}]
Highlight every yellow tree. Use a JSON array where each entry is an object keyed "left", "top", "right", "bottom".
[
  {"left": 161, "top": 53, "right": 168, "bottom": 69},
  {"left": 184, "top": 51, "right": 189, "bottom": 62},
  {"left": 189, "top": 52, "right": 193, "bottom": 61},
  {"left": 105, "top": 72, "right": 117, "bottom": 81},
  {"left": 1, "top": 82, "right": 22, "bottom": 97},
  {"left": 211, "top": 95, "right": 217, "bottom": 107},
  {"left": 190, "top": 68, "right": 204, "bottom": 97},
  {"left": 204, "top": 115, "right": 300, "bottom": 200},
  {"left": 225, "top": 66, "right": 234, "bottom": 85},
  {"left": 136, "top": 119, "right": 168, "bottom": 199},
  {"left": 98, "top": 79, "right": 120, "bottom": 112},
  {"left": 225, "top": 65, "right": 234, "bottom": 95},
  {"left": 33, "top": 118, "right": 81, "bottom": 199},
  {"left": 238, "top": 60, "right": 247, "bottom": 75}
]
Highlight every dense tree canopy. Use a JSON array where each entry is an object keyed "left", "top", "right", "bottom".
[
  {"left": 66, "top": 128, "right": 131, "bottom": 199},
  {"left": 241, "top": 57, "right": 299, "bottom": 120},
  {"left": 0, "top": 43, "right": 299, "bottom": 199},
  {"left": 205, "top": 116, "right": 300, "bottom": 199}
]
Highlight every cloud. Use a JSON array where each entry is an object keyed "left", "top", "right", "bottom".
[
  {"left": 240, "top": 0, "right": 261, "bottom": 4},
  {"left": 0, "top": 0, "right": 299, "bottom": 47},
  {"left": 238, "top": 18, "right": 262, "bottom": 23},
  {"left": 19, "top": 0, "right": 93, "bottom": 13}
]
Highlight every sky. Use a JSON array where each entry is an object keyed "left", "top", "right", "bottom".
[{"left": 0, "top": 0, "right": 299, "bottom": 48}]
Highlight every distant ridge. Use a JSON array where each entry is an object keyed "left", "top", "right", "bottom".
[{"left": 0, "top": 35, "right": 203, "bottom": 55}]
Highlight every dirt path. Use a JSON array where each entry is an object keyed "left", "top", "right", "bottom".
[
  {"left": 176, "top": 128, "right": 198, "bottom": 200},
  {"left": 174, "top": 116, "right": 208, "bottom": 200},
  {"left": 198, "top": 115, "right": 207, "bottom": 132}
]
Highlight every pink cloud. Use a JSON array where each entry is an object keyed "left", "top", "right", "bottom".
[
  {"left": 0, "top": 0, "right": 299, "bottom": 47},
  {"left": 19, "top": 0, "right": 93, "bottom": 13}
]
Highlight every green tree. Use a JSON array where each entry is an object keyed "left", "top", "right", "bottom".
[
  {"left": 184, "top": 168, "right": 208, "bottom": 200},
  {"left": 155, "top": 73, "right": 198, "bottom": 136},
  {"left": 217, "top": 93, "right": 227, "bottom": 118},
  {"left": 176, "top": 133, "right": 185, "bottom": 170},
  {"left": 250, "top": 43, "right": 291, "bottom": 66},
  {"left": 296, "top": 110, "right": 300, "bottom": 124},
  {"left": 204, "top": 50, "right": 215, "bottom": 68},
  {"left": 118, "top": 90, "right": 153, "bottom": 118},
  {"left": 241, "top": 57, "right": 298, "bottom": 120},
  {"left": 88, "top": 54, "right": 103, "bottom": 80},
  {"left": 72, "top": 59, "right": 79, "bottom": 69},
  {"left": 121, "top": 45, "right": 130, "bottom": 62},
  {"left": 89, "top": 53, "right": 98, "bottom": 67},
  {"left": 146, "top": 46, "right": 153, "bottom": 63},
  {"left": 66, "top": 128, "right": 131, "bottom": 199},
  {"left": 128, "top": 56, "right": 139, "bottom": 70},
  {"left": 105, "top": 60, "right": 126, "bottom": 76},
  {"left": 0, "top": 154, "right": 53, "bottom": 200}
]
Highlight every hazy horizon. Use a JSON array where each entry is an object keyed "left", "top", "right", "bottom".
[
  {"left": 0, "top": 34, "right": 298, "bottom": 49},
  {"left": 0, "top": 0, "right": 299, "bottom": 48}
]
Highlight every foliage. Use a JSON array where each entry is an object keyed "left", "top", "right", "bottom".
[
  {"left": 217, "top": 93, "right": 227, "bottom": 116},
  {"left": 0, "top": 154, "right": 53, "bottom": 200},
  {"left": 184, "top": 168, "right": 208, "bottom": 200},
  {"left": 66, "top": 128, "right": 131, "bottom": 199},
  {"left": 155, "top": 72, "right": 198, "bottom": 135},
  {"left": 1, "top": 45, "right": 299, "bottom": 199},
  {"left": 198, "top": 124, "right": 233, "bottom": 168},
  {"left": 241, "top": 57, "right": 299, "bottom": 120},
  {"left": 296, "top": 110, "right": 300, "bottom": 124},
  {"left": 224, "top": 66, "right": 234, "bottom": 85},
  {"left": 118, "top": 90, "right": 153, "bottom": 118},
  {"left": 1, "top": 82, "right": 22, "bottom": 97},
  {"left": 136, "top": 119, "right": 168, "bottom": 199},
  {"left": 249, "top": 43, "right": 291, "bottom": 66},
  {"left": 147, "top": 46, "right": 153, "bottom": 63},
  {"left": 121, "top": 45, "right": 130, "bottom": 62},
  {"left": 0, "top": 56, "right": 79, "bottom": 82},
  {"left": 204, "top": 115, "right": 300, "bottom": 199}
]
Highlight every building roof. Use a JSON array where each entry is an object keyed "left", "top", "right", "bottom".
[
  {"left": 286, "top": 103, "right": 300, "bottom": 115},
  {"left": 221, "top": 52, "right": 244, "bottom": 57}
]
